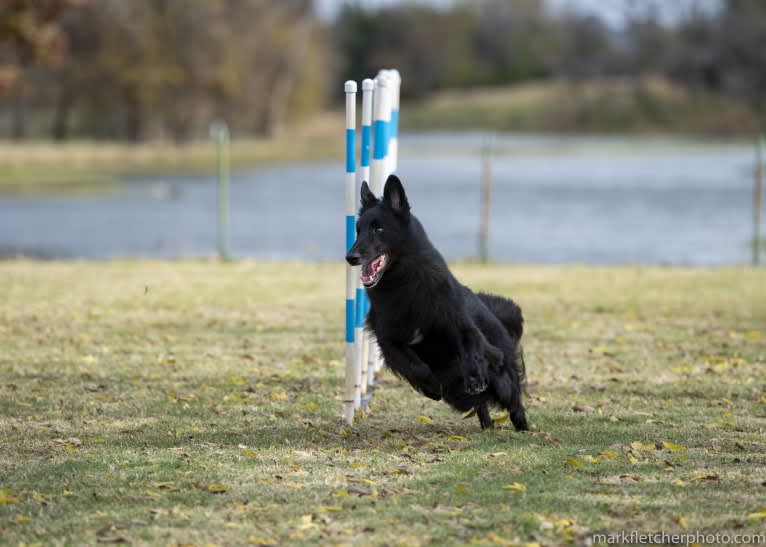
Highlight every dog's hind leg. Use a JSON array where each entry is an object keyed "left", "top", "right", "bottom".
[
  {"left": 491, "top": 368, "right": 529, "bottom": 431},
  {"left": 476, "top": 402, "right": 494, "bottom": 430},
  {"left": 457, "top": 321, "right": 502, "bottom": 395}
]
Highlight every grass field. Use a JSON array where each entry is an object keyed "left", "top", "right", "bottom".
[
  {"left": 1, "top": 261, "right": 765, "bottom": 546},
  {"left": 404, "top": 77, "right": 761, "bottom": 137}
]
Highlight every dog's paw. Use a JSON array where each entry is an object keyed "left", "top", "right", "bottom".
[
  {"left": 464, "top": 353, "right": 489, "bottom": 394},
  {"left": 421, "top": 380, "right": 443, "bottom": 401},
  {"left": 464, "top": 374, "right": 487, "bottom": 394}
]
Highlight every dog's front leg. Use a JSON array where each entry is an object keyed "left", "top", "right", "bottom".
[
  {"left": 457, "top": 322, "right": 502, "bottom": 395},
  {"left": 377, "top": 339, "right": 443, "bottom": 400}
]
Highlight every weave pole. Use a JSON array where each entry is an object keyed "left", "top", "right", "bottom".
[
  {"left": 342, "top": 70, "right": 401, "bottom": 423},
  {"left": 343, "top": 80, "right": 358, "bottom": 425},
  {"left": 369, "top": 72, "right": 392, "bottom": 380},
  {"left": 387, "top": 69, "right": 401, "bottom": 175},
  {"left": 369, "top": 74, "right": 391, "bottom": 196},
  {"left": 358, "top": 78, "right": 375, "bottom": 404}
]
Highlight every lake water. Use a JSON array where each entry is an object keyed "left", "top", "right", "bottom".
[{"left": 0, "top": 133, "right": 762, "bottom": 265}]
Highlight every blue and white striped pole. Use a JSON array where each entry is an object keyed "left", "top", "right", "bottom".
[
  {"left": 360, "top": 79, "right": 374, "bottom": 188},
  {"left": 369, "top": 72, "right": 392, "bottom": 379},
  {"left": 370, "top": 73, "right": 391, "bottom": 197},
  {"left": 387, "top": 69, "right": 401, "bottom": 175},
  {"left": 358, "top": 78, "right": 375, "bottom": 403},
  {"left": 344, "top": 80, "right": 358, "bottom": 425}
]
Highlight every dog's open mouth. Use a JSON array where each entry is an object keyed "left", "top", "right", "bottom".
[{"left": 360, "top": 254, "right": 388, "bottom": 288}]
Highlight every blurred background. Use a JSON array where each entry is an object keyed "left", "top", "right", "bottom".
[{"left": 0, "top": 0, "right": 764, "bottom": 265}]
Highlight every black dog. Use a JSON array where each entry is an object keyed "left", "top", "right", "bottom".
[{"left": 346, "top": 175, "right": 528, "bottom": 431}]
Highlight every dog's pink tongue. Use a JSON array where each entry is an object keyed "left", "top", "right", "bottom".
[
  {"left": 371, "top": 255, "right": 385, "bottom": 275},
  {"left": 361, "top": 260, "right": 374, "bottom": 280},
  {"left": 360, "top": 255, "right": 385, "bottom": 285}
]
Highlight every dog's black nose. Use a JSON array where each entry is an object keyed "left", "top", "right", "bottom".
[{"left": 345, "top": 251, "right": 361, "bottom": 266}]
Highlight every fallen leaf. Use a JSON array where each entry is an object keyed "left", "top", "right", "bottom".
[
  {"left": 674, "top": 514, "right": 688, "bottom": 529},
  {"left": 572, "top": 404, "right": 595, "bottom": 413},
  {"left": 661, "top": 441, "right": 687, "bottom": 452},
  {"left": 52, "top": 437, "right": 82, "bottom": 447},
  {"left": 746, "top": 507, "right": 766, "bottom": 521},
  {"left": 502, "top": 482, "right": 526, "bottom": 493},
  {"left": 13, "top": 515, "right": 30, "bottom": 523},
  {"left": 551, "top": 517, "right": 576, "bottom": 528},
  {"left": 152, "top": 482, "right": 179, "bottom": 492},
  {"left": 417, "top": 415, "right": 433, "bottom": 425},
  {"left": 482, "top": 532, "right": 515, "bottom": 546},
  {"left": 297, "top": 514, "right": 314, "bottom": 530},
  {"left": 691, "top": 473, "right": 719, "bottom": 481},
  {"left": 249, "top": 535, "right": 278, "bottom": 546},
  {"left": 31, "top": 491, "right": 48, "bottom": 505},
  {"left": 347, "top": 485, "right": 376, "bottom": 497},
  {"left": 455, "top": 483, "right": 469, "bottom": 493},
  {"left": 242, "top": 449, "right": 259, "bottom": 458},
  {"left": 493, "top": 413, "right": 509, "bottom": 425},
  {"left": 448, "top": 435, "right": 466, "bottom": 442},
  {"left": 207, "top": 484, "right": 229, "bottom": 494},
  {"left": 0, "top": 494, "right": 20, "bottom": 504},
  {"left": 564, "top": 458, "right": 582, "bottom": 467}
]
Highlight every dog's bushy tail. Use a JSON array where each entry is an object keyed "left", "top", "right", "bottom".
[
  {"left": 478, "top": 292, "right": 527, "bottom": 389},
  {"left": 478, "top": 292, "right": 523, "bottom": 338}
]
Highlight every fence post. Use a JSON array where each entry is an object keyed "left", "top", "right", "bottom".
[
  {"left": 479, "top": 133, "right": 494, "bottom": 264},
  {"left": 210, "top": 120, "right": 231, "bottom": 261},
  {"left": 754, "top": 134, "right": 764, "bottom": 266}
]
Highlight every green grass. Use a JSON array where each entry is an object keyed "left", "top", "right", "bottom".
[
  {"left": 404, "top": 77, "right": 762, "bottom": 137},
  {"left": 1, "top": 261, "right": 765, "bottom": 545}
]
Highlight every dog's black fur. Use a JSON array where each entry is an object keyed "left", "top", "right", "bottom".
[{"left": 346, "top": 175, "right": 528, "bottom": 431}]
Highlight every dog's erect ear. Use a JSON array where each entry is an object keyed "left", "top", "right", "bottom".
[
  {"left": 360, "top": 181, "right": 377, "bottom": 209},
  {"left": 383, "top": 175, "right": 410, "bottom": 213}
]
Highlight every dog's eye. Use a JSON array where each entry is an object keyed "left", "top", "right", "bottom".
[{"left": 374, "top": 227, "right": 384, "bottom": 234}]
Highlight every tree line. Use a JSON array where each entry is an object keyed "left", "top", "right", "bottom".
[{"left": 1, "top": 0, "right": 765, "bottom": 141}]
